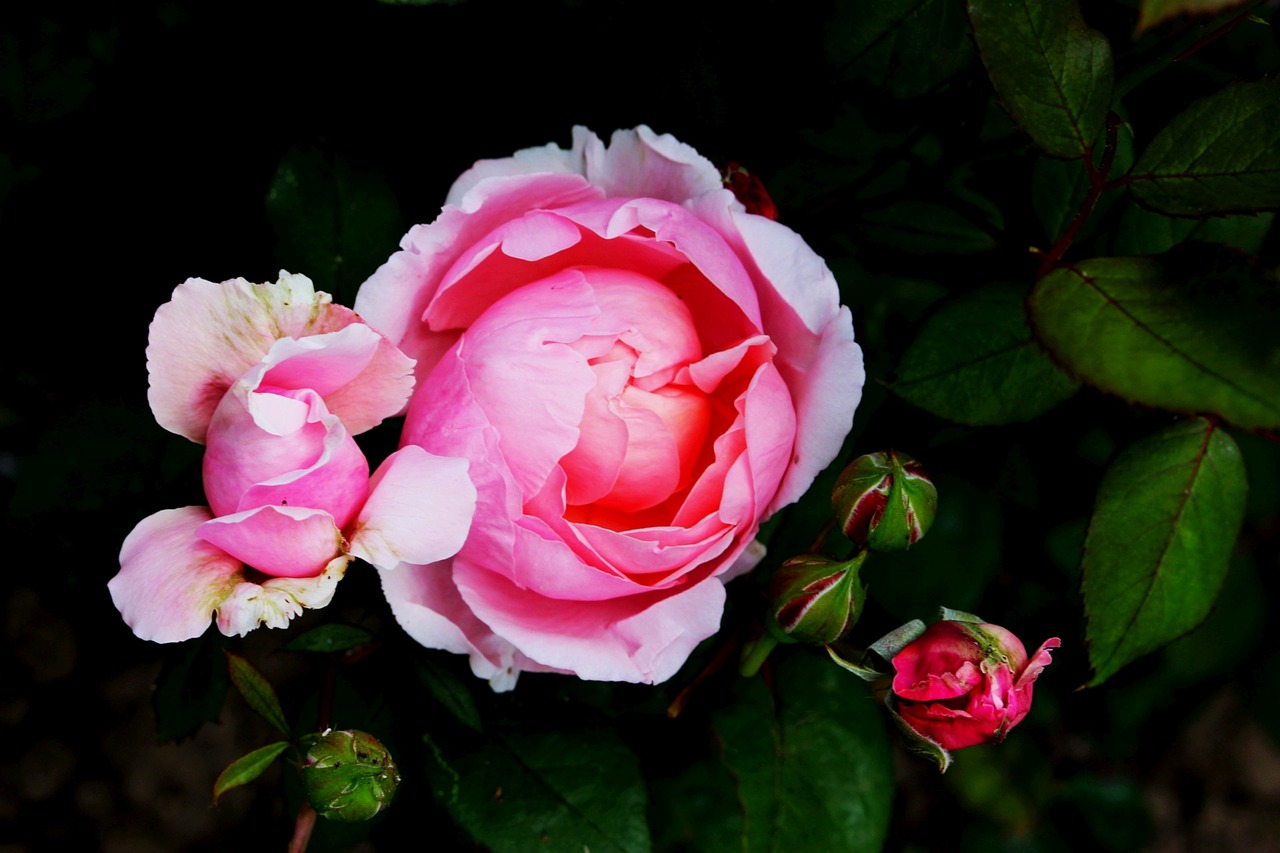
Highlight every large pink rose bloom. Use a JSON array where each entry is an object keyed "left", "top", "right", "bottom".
[
  {"left": 110, "top": 274, "right": 476, "bottom": 642},
  {"left": 356, "top": 127, "right": 863, "bottom": 688},
  {"left": 892, "top": 621, "right": 1060, "bottom": 750}
]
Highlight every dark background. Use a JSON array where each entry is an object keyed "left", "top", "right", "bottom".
[{"left": 4, "top": 1, "right": 1279, "bottom": 850}]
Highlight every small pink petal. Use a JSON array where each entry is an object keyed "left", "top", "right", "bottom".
[
  {"left": 348, "top": 446, "right": 477, "bottom": 570},
  {"left": 111, "top": 507, "right": 243, "bottom": 643},
  {"left": 198, "top": 505, "right": 343, "bottom": 579}
]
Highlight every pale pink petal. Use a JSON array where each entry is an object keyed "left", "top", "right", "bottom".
[
  {"left": 348, "top": 447, "right": 477, "bottom": 570},
  {"left": 456, "top": 561, "right": 727, "bottom": 684},
  {"left": 198, "top": 505, "right": 344, "bottom": 579},
  {"left": 445, "top": 130, "right": 591, "bottom": 206},
  {"left": 452, "top": 270, "right": 600, "bottom": 498},
  {"left": 147, "top": 272, "right": 367, "bottom": 442},
  {"left": 258, "top": 325, "right": 381, "bottom": 397},
  {"left": 379, "top": 560, "right": 528, "bottom": 691},
  {"left": 216, "top": 554, "right": 348, "bottom": 637},
  {"left": 111, "top": 507, "right": 243, "bottom": 643},
  {"left": 584, "top": 126, "right": 725, "bottom": 204}
]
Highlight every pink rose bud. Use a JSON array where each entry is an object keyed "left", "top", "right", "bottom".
[
  {"left": 832, "top": 450, "right": 936, "bottom": 551},
  {"left": 769, "top": 552, "right": 866, "bottom": 645},
  {"left": 723, "top": 161, "right": 780, "bottom": 220},
  {"left": 891, "top": 620, "right": 1060, "bottom": 751},
  {"left": 301, "top": 729, "right": 400, "bottom": 822}
]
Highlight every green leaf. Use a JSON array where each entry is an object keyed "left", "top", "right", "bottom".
[
  {"left": 712, "top": 651, "right": 894, "bottom": 851},
  {"left": 1082, "top": 418, "right": 1247, "bottom": 686},
  {"left": 968, "top": 0, "right": 1114, "bottom": 159},
  {"left": 892, "top": 283, "right": 1078, "bottom": 425},
  {"left": 283, "top": 623, "right": 374, "bottom": 654},
  {"left": 1137, "top": 0, "right": 1251, "bottom": 33},
  {"left": 225, "top": 651, "right": 290, "bottom": 736},
  {"left": 825, "top": 0, "right": 973, "bottom": 98},
  {"left": 265, "top": 147, "right": 404, "bottom": 305},
  {"left": 152, "top": 632, "right": 229, "bottom": 742},
  {"left": 860, "top": 201, "right": 998, "bottom": 254},
  {"left": 1129, "top": 80, "right": 1280, "bottom": 216},
  {"left": 417, "top": 659, "right": 484, "bottom": 733},
  {"left": 1033, "top": 121, "right": 1135, "bottom": 242},
  {"left": 431, "top": 728, "right": 650, "bottom": 852},
  {"left": 212, "top": 741, "right": 290, "bottom": 803},
  {"left": 1111, "top": 204, "right": 1274, "bottom": 255},
  {"left": 1029, "top": 255, "right": 1280, "bottom": 429}
]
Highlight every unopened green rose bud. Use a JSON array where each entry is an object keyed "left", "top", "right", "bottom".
[
  {"left": 301, "top": 729, "right": 400, "bottom": 822},
  {"left": 768, "top": 552, "right": 867, "bottom": 645},
  {"left": 832, "top": 450, "right": 936, "bottom": 551}
]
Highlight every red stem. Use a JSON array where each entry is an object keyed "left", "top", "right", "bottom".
[
  {"left": 1173, "top": 8, "right": 1255, "bottom": 62},
  {"left": 1037, "top": 113, "right": 1121, "bottom": 279},
  {"left": 288, "top": 802, "right": 317, "bottom": 853}
]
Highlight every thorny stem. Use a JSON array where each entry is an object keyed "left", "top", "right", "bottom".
[{"left": 1036, "top": 112, "right": 1122, "bottom": 280}]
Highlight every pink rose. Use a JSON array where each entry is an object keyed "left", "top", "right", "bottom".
[
  {"left": 891, "top": 620, "right": 1060, "bottom": 750},
  {"left": 356, "top": 126, "right": 862, "bottom": 688},
  {"left": 110, "top": 273, "right": 477, "bottom": 642}
]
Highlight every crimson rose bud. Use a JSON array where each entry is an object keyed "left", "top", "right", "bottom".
[
  {"left": 723, "top": 162, "right": 780, "bottom": 220},
  {"left": 301, "top": 730, "right": 400, "bottom": 822},
  {"left": 769, "top": 552, "right": 866, "bottom": 645},
  {"left": 891, "top": 620, "right": 1060, "bottom": 750},
  {"left": 832, "top": 450, "right": 936, "bottom": 551}
]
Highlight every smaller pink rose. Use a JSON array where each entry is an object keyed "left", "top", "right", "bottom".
[
  {"left": 891, "top": 620, "right": 1059, "bottom": 751},
  {"left": 110, "top": 274, "right": 477, "bottom": 642}
]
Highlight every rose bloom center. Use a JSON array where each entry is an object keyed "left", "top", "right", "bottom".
[{"left": 558, "top": 267, "right": 710, "bottom": 522}]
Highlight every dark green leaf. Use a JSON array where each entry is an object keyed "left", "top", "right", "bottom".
[
  {"left": 265, "top": 147, "right": 404, "bottom": 304},
  {"left": 226, "top": 651, "right": 290, "bottom": 736},
  {"left": 713, "top": 651, "right": 894, "bottom": 851},
  {"left": 430, "top": 728, "right": 650, "bottom": 852},
  {"left": 283, "top": 623, "right": 374, "bottom": 654},
  {"left": 1137, "top": 0, "right": 1252, "bottom": 33},
  {"left": 861, "top": 201, "right": 998, "bottom": 254},
  {"left": 213, "top": 741, "right": 290, "bottom": 803},
  {"left": 1030, "top": 255, "right": 1280, "bottom": 429},
  {"left": 1129, "top": 80, "right": 1280, "bottom": 216},
  {"left": 1034, "top": 121, "right": 1135, "bottom": 242},
  {"left": 1082, "top": 418, "right": 1247, "bottom": 686},
  {"left": 1111, "top": 204, "right": 1274, "bottom": 255},
  {"left": 826, "top": 0, "right": 973, "bottom": 98},
  {"left": 152, "top": 632, "right": 229, "bottom": 742},
  {"left": 892, "top": 283, "right": 1078, "bottom": 425},
  {"left": 417, "top": 659, "right": 484, "bottom": 732},
  {"left": 969, "top": 0, "right": 1114, "bottom": 159}
]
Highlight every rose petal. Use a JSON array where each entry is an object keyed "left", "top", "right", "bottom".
[
  {"left": 455, "top": 561, "right": 727, "bottom": 684},
  {"left": 147, "top": 272, "right": 405, "bottom": 442},
  {"left": 892, "top": 622, "right": 986, "bottom": 701},
  {"left": 583, "top": 125, "right": 725, "bottom": 204},
  {"left": 111, "top": 507, "right": 243, "bottom": 643},
  {"left": 348, "top": 446, "right": 477, "bottom": 570},
  {"left": 216, "top": 554, "right": 348, "bottom": 637},
  {"left": 355, "top": 174, "right": 603, "bottom": 387},
  {"left": 379, "top": 560, "right": 552, "bottom": 692},
  {"left": 198, "top": 505, "right": 344, "bottom": 578}
]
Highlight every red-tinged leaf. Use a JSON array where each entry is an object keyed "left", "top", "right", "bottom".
[{"left": 226, "top": 651, "right": 290, "bottom": 736}]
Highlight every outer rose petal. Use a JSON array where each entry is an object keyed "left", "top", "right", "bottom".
[
  {"left": 348, "top": 446, "right": 477, "bottom": 570},
  {"left": 892, "top": 621, "right": 986, "bottom": 701},
  {"left": 455, "top": 561, "right": 728, "bottom": 684},
  {"left": 582, "top": 125, "right": 726, "bottom": 204},
  {"left": 148, "top": 272, "right": 412, "bottom": 442},
  {"left": 379, "top": 561, "right": 548, "bottom": 692},
  {"left": 111, "top": 507, "right": 242, "bottom": 642}
]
